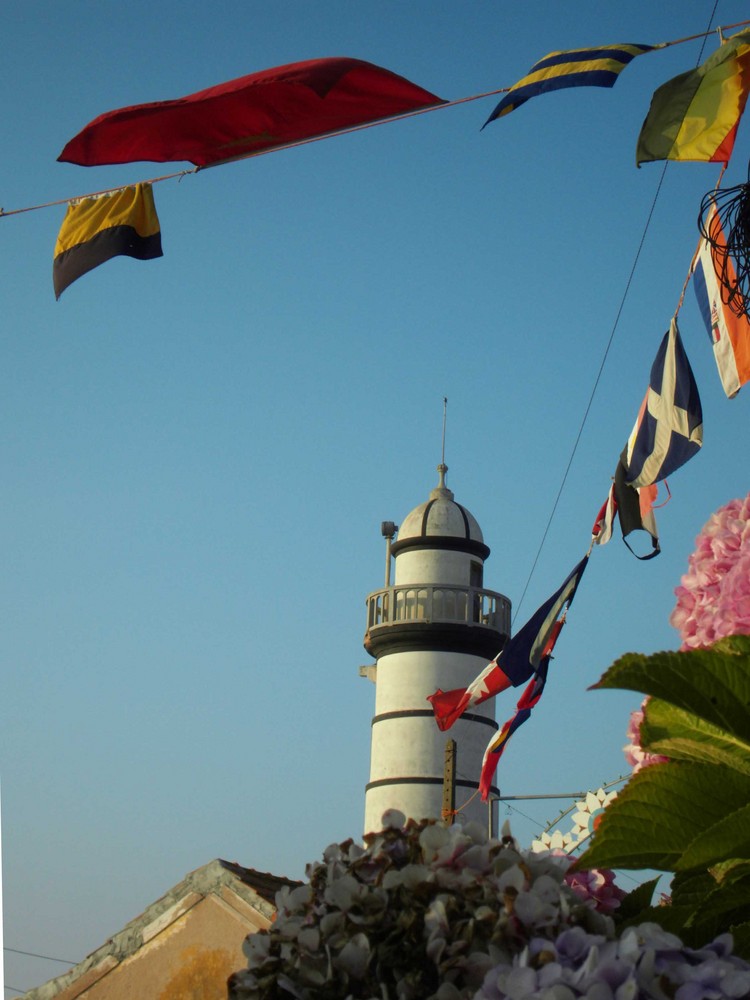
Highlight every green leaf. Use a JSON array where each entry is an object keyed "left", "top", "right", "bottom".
[
  {"left": 584, "top": 637, "right": 750, "bottom": 946},
  {"left": 614, "top": 877, "right": 660, "bottom": 924},
  {"left": 574, "top": 762, "right": 750, "bottom": 872},
  {"left": 689, "top": 872, "right": 750, "bottom": 934},
  {"left": 710, "top": 858, "right": 750, "bottom": 884},
  {"left": 670, "top": 868, "right": 715, "bottom": 908},
  {"left": 677, "top": 802, "right": 750, "bottom": 871},
  {"left": 617, "top": 902, "right": 695, "bottom": 936},
  {"left": 592, "top": 636, "right": 750, "bottom": 742},
  {"left": 640, "top": 698, "right": 750, "bottom": 775},
  {"left": 671, "top": 866, "right": 750, "bottom": 937},
  {"left": 729, "top": 921, "right": 750, "bottom": 961}
]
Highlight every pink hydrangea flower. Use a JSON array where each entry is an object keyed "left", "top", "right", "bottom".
[
  {"left": 670, "top": 493, "right": 750, "bottom": 650},
  {"left": 623, "top": 699, "right": 668, "bottom": 773}
]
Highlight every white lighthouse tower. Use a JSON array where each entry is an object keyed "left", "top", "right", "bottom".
[{"left": 363, "top": 464, "right": 511, "bottom": 833}]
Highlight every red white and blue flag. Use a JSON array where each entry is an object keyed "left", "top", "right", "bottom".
[
  {"left": 478, "top": 634, "right": 556, "bottom": 801},
  {"left": 428, "top": 555, "right": 588, "bottom": 731},
  {"left": 692, "top": 205, "right": 750, "bottom": 398}
]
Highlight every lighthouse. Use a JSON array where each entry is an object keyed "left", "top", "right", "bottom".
[{"left": 363, "top": 464, "right": 511, "bottom": 833}]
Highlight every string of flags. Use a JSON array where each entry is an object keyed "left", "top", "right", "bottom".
[
  {"left": 425, "top": 25, "right": 750, "bottom": 797},
  {"left": 1, "top": 21, "right": 748, "bottom": 305},
  {"left": 453, "top": 300, "right": 716, "bottom": 796},
  {"left": 7, "top": 21, "right": 750, "bottom": 795},
  {"left": 45, "top": 56, "right": 446, "bottom": 298}
]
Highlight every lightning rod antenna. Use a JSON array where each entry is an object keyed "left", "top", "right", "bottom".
[{"left": 441, "top": 396, "right": 448, "bottom": 467}]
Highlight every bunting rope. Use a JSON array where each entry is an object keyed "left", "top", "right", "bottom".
[
  {"left": 451, "top": 784, "right": 480, "bottom": 816},
  {"left": 0, "top": 90, "right": 512, "bottom": 219},
  {"left": 2, "top": 16, "right": 749, "bottom": 221},
  {"left": 0, "top": 169, "right": 197, "bottom": 219}
]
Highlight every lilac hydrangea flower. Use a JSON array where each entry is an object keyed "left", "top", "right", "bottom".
[{"left": 563, "top": 866, "right": 626, "bottom": 916}]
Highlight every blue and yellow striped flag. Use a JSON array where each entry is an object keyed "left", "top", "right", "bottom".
[{"left": 484, "top": 42, "right": 654, "bottom": 126}]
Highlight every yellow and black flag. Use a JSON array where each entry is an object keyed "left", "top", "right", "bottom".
[{"left": 53, "top": 183, "right": 162, "bottom": 299}]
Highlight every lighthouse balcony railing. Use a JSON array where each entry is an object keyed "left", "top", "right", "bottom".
[{"left": 366, "top": 585, "right": 510, "bottom": 634}]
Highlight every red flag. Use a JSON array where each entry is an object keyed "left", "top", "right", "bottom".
[
  {"left": 428, "top": 662, "right": 512, "bottom": 732},
  {"left": 59, "top": 58, "right": 444, "bottom": 168}
]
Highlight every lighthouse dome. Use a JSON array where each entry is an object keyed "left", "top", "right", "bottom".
[{"left": 392, "top": 464, "right": 487, "bottom": 557}]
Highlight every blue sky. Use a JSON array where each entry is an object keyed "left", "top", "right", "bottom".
[{"left": 3, "top": 1, "right": 750, "bottom": 993}]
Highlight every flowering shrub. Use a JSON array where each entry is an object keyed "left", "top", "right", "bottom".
[
  {"left": 228, "top": 812, "right": 750, "bottom": 999},
  {"left": 670, "top": 492, "right": 750, "bottom": 650}
]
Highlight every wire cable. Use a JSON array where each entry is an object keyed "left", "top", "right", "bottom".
[
  {"left": 512, "top": 163, "right": 670, "bottom": 623},
  {"left": 4, "top": 945, "right": 76, "bottom": 965}
]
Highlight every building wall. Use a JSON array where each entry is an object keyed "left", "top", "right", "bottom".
[
  {"left": 394, "top": 548, "right": 480, "bottom": 586},
  {"left": 52, "top": 892, "right": 269, "bottom": 1000},
  {"left": 365, "top": 648, "right": 497, "bottom": 833}
]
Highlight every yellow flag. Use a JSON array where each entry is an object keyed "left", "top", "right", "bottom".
[
  {"left": 53, "top": 183, "right": 162, "bottom": 299},
  {"left": 637, "top": 30, "right": 750, "bottom": 165}
]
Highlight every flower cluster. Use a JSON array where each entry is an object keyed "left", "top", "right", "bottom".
[
  {"left": 228, "top": 813, "right": 750, "bottom": 999},
  {"left": 562, "top": 867, "right": 625, "bottom": 917},
  {"left": 670, "top": 493, "right": 750, "bottom": 650},
  {"left": 622, "top": 700, "right": 668, "bottom": 774},
  {"left": 475, "top": 924, "right": 750, "bottom": 1000},
  {"left": 228, "top": 812, "right": 611, "bottom": 1000}
]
